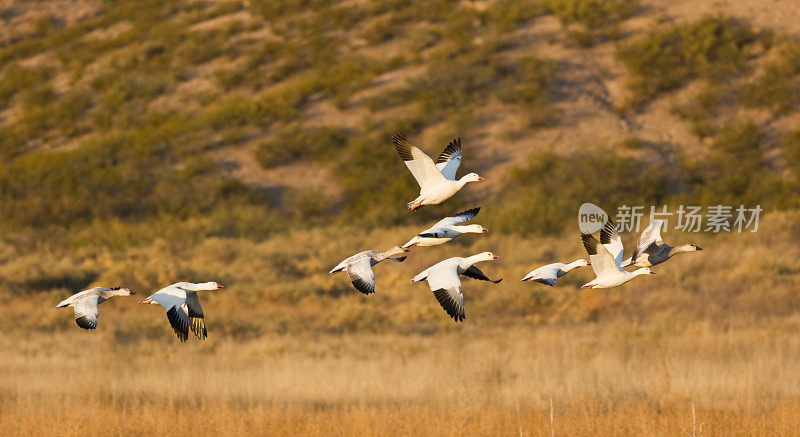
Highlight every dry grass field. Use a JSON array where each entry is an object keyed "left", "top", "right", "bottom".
[{"left": 4, "top": 324, "right": 800, "bottom": 435}]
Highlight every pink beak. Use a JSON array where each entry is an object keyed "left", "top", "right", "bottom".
[
  {"left": 481, "top": 227, "right": 489, "bottom": 233},
  {"left": 478, "top": 176, "right": 485, "bottom": 181},
  {"left": 217, "top": 284, "right": 225, "bottom": 289},
  {"left": 492, "top": 255, "right": 499, "bottom": 259}
]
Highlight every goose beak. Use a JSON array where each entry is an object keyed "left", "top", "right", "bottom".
[
  {"left": 217, "top": 284, "right": 224, "bottom": 289},
  {"left": 695, "top": 246, "right": 703, "bottom": 251},
  {"left": 492, "top": 255, "right": 499, "bottom": 259},
  {"left": 586, "top": 261, "right": 591, "bottom": 265},
  {"left": 478, "top": 176, "right": 485, "bottom": 181},
  {"left": 650, "top": 271, "right": 656, "bottom": 275},
  {"left": 481, "top": 227, "right": 489, "bottom": 233},
  {"left": 138, "top": 298, "right": 153, "bottom": 305}
]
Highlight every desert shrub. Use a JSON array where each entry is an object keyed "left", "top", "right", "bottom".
[
  {"left": 781, "top": 130, "right": 800, "bottom": 174},
  {"left": 671, "top": 83, "right": 727, "bottom": 138},
  {"left": 685, "top": 123, "right": 792, "bottom": 207},
  {"left": 489, "top": 150, "right": 673, "bottom": 235},
  {"left": 497, "top": 56, "right": 557, "bottom": 126},
  {"left": 546, "top": 0, "right": 637, "bottom": 46},
  {"left": 619, "top": 15, "right": 759, "bottom": 107},
  {"left": 485, "top": 0, "right": 544, "bottom": 32},
  {"left": 201, "top": 95, "right": 259, "bottom": 130},
  {"left": 412, "top": 42, "right": 509, "bottom": 118},
  {"left": 255, "top": 124, "right": 349, "bottom": 168},
  {"left": 0, "top": 65, "right": 54, "bottom": 106},
  {"left": 740, "top": 42, "right": 800, "bottom": 114}
]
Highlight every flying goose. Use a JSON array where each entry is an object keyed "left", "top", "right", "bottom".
[
  {"left": 411, "top": 252, "right": 502, "bottom": 322},
  {"left": 139, "top": 281, "right": 223, "bottom": 342},
  {"left": 329, "top": 246, "right": 408, "bottom": 295},
  {"left": 521, "top": 259, "right": 589, "bottom": 286},
  {"left": 581, "top": 221, "right": 654, "bottom": 289},
  {"left": 620, "top": 220, "right": 702, "bottom": 267},
  {"left": 56, "top": 287, "right": 134, "bottom": 330},
  {"left": 401, "top": 207, "right": 487, "bottom": 249},
  {"left": 392, "top": 133, "right": 484, "bottom": 210}
]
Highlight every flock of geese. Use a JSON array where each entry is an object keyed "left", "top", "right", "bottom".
[{"left": 56, "top": 133, "right": 702, "bottom": 338}]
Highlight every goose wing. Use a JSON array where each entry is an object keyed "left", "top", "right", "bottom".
[
  {"left": 426, "top": 265, "right": 465, "bottom": 322},
  {"left": 632, "top": 220, "right": 665, "bottom": 262},
  {"left": 600, "top": 220, "right": 624, "bottom": 267},
  {"left": 430, "top": 207, "right": 480, "bottom": 229},
  {"left": 73, "top": 295, "right": 100, "bottom": 330},
  {"left": 392, "top": 132, "right": 447, "bottom": 190},
  {"left": 462, "top": 265, "right": 502, "bottom": 283},
  {"left": 165, "top": 304, "right": 190, "bottom": 342},
  {"left": 346, "top": 257, "right": 376, "bottom": 295},
  {"left": 582, "top": 233, "right": 624, "bottom": 276},
  {"left": 184, "top": 291, "right": 207, "bottom": 340},
  {"left": 435, "top": 137, "right": 462, "bottom": 180},
  {"left": 522, "top": 263, "right": 561, "bottom": 285}
]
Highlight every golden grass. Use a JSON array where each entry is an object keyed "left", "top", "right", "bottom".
[{"left": 4, "top": 321, "right": 800, "bottom": 435}]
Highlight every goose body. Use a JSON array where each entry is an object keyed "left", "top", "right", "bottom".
[
  {"left": 411, "top": 252, "right": 502, "bottom": 322},
  {"left": 521, "top": 259, "right": 588, "bottom": 286},
  {"left": 139, "top": 281, "right": 223, "bottom": 342},
  {"left": 581, "top": 221, "right": 654, "bottom": 289},
  {"left": 392, "top": 133, "right": 483, "bottom": 210},
  {"left": 56, "top": 287, "right": 134, "bottom": 330},
  {"left": 329, "top": 246, "right": 408, "bottom": 295},
  {"left": 402, "top": 207, "right": 487, "bottom": 249},
  {"left": 620, "top": 220, "right": 702, "bottom": 267}
]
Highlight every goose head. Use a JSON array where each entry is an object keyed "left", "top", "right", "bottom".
[
  {"left": 572, "top": 259, "right": 589, "bottom": 268},
  {"left": 113, "top": 287, "right": 134, "bottom": 296},
  {"left": 462, "top": 224, "right": 489, "bottom": 234},
  {"left": 474, "top": 251, "right": 499, "bottom": 262},
  {"left": 459, "top": 173, "right": 484, "bottom": 184},
  {"left": 635, "top": 267, "right": 655, "bottom": 276}
]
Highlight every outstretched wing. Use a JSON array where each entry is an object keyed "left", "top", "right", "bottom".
[
  {"left": 582, "top": 233, "right": 623, "bottom": 276},
  {"left": 166, "top": 304, "right": 190, "bottom": 342},
  {"left": 431, "top": 207, "right": 480, "bottom": 229},
  {"left": 346, "top": 257, "right": 376, "bottom": 295},
  {"left": 462, "top": 265, "right": 502, "bottom": 283},
  {"left": 600, "top": 220, "right": 624, "bottom": 267},
  {"left": 432, "top": 286, "right": 465, "bottom": 322},
  {"left": 632, "top": 220, "right": 665, "bottom": 262},
  {"left": 185, "top": 292, "right": 207, "bottom": 340},
  {"left": 73, "top": 295, "right": 100, "bottom": 330},
  {"left": 392, "top": 132, "right": 447, "bottom": 190},
  {"left": 426, "top": 265, "right": 465, "bottom": 322},
  {"left": 435, "top": 137, "right": 462, "bottom": 180}
]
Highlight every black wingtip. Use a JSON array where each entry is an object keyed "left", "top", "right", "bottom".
[
  {"left": 582, "top": 233, "right": 599, "bottom": 255},
  {"left": 75, "top": 316, "right": 97, "bottom": 330}
]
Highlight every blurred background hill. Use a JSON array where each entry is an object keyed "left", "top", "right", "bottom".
[
  {"left": 1, "top": 0, "right": 799, "bottom": 332},
  {"left": 2, "top": 1, "right": 800, "bottom": 434}
]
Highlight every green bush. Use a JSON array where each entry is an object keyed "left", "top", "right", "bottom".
[
  {"left": 254, "top": 124, "right": 349, "bottom": 168},
  {"left": 619, "top": 15, "right": 759, "bottom": 107},
  {"left": 546, "top": 0, "right": 637, "bottom": 46},
  {"left": 740, "top": 42, "right": 800, "bottom": 114},
  {"left": 489, "top": 150, "right": 673, "bottom": 235}
]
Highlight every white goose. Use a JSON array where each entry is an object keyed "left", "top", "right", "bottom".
[
  {"left": 402, "top": 207, "right": 487, "bottom": 249},
  {"left": 329, "top": 246, "right": 408, "bottom": 295},
  {"left": 620, "top": 220, "right": 702, "bottom": 267},
  {"left": 581, "top": 221, "right": 654, "bottom": 289},
  {"left": 56, "top": 287, "right": 134, "bottom": 330},
  {"left": 411, "top": 252, "right": 502, "bottom": 322},
  {"left": 392, "top": 133, "right": 484, "bottom": 210},
  {"left": 139, "top": 281, "right": 223, "bottom": 342},
  {"left": 521, "top": 259, "right": 588, "bottom": 286}
]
